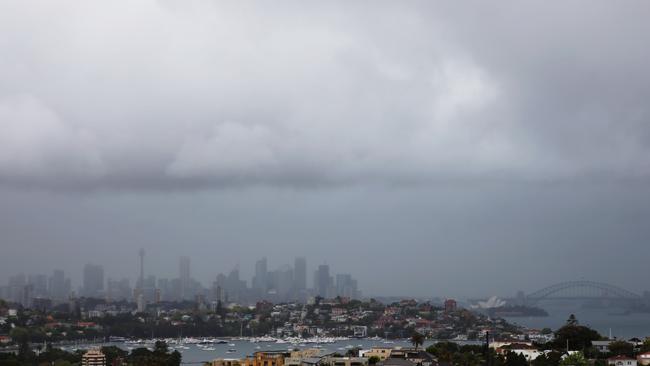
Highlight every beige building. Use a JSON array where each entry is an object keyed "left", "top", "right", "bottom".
[
  {"left": 210, "top": 351, "right": 291, "bottom": 366},
  {"left": 82, "top": 349, "right": 106, "bottom": 366},
  {"left": 211, "top": 359, "right": 245, "bottom": 366},
  {"left": 323, "top": 356, "right": 368, "bottom": 366},
  {"left": 608, "top": 356, "right": 637, "bottom": 366},
  {"left": 285, "top": 349, "right": 329, "bottom": 366},
  {"left": 361, "top": 348, "right": 393, "bottom": 360}
]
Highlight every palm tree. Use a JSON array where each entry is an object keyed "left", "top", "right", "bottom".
[{"left": 410, "top": 332, "right": 424, "bottom": 351}]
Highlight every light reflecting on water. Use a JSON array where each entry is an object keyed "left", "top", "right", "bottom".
[{"left": 503, "top": 302, "right": 650, "bottom": 338}]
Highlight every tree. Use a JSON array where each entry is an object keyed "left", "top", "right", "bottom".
[
  {"left": 345, "top": 348, "right": 361, "bottom": 357},
  {"left": 410, "top": 332, "right": 424, "bottom": 350},
  {"left": 566, "top": 314, "right": 579, "bottom": 326},
  {"left": 9, "top": 327, "right": 29, "bottom": 344},
  {"left": 502, "top": 351, "right": 528, "bottom": 366},
  {"left": 11, "top": 327, "right": 34, "bottom": 362},
  {"left": 101, "top": 345, "right": 127, "bottom": 365},
  {"left": 368, "top": 356, "right": 380, "bottom": 365},
  {"left": 559, "top": 352, "right": 588, "bottom": 366},
  {"left": 168, "top": 350, "right": 182, "bottom": 366},
  {"left": 608, "top": 341, "right": 634, "bottom": 357},
  {"left": 427, "top": 342, "right": 460, "bottom": 362},
  {"left": 553, "top": 319, "right": 601, "bottom": 351},
  {"left": 639, "top": 339, "right": 650, "bottom": 354},
  {"left": 154, "top": 340, "right": 169, "bottom": 354},
  {"left": 532, "top": 351, "right": 563, "bottom": 366}
]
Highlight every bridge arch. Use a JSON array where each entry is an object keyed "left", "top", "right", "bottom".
[{"left": 525, "top": 280, "right": 640, "bottom": 302}]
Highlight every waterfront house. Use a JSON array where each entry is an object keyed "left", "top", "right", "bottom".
[
  {"left": 608, "top": 355, "right": 637, "bottom": 366},
  {"left": 637, "top": 352, "right": 650, "bottom": 366}
]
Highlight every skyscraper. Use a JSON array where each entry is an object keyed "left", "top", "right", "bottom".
[
  {"left": 335, "top": 273, "right": 359, "bottom": 299},
  {"left": 294, "top": 257, "right": 307, "bottom": 291},
  {"left": 82, "top": 264, "right": 104, "bottom": 298},
  {"left": 138, "top": 248, "right": 145, "bottom": 290},
  {"left": 28, "top": 274, "right": 48, "bottom": 298},
  {"left": 107, "top": 278, "right": 131, "bottom": 301},
  {"left": 315, "top": 264, "right": 331, "bottom": 298},
  {"left": 179, "top": 256, "right": 190, "bottom": 300},
  {"left": 252, "top": 257, "right": 268, "bottom": 292},
  {"left": 273, "top": 265, "right": 293, "bottom": 300},
  {"left": 8, "top": 274, "right": 26, "bottom": 303},
  {"left": 49, "top": 270, "right": 68, "bottom": 301}
]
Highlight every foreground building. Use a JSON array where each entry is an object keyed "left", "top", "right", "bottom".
[
  {"left": 210, "top": 351, "right": 291, "bottom": 366},
  {"left": 82, "top": 349, "right": 106, "bottom": 366},
  {"left": 608, "top": 355, "right": 637, "bottom": 366},
  {"left": 361, "top": 348, "right": 393, "bottom": 361},
  {"left": 211, "top": 348, "right": 435, "bottom": 366},
  {"left": 638, "top": 352, "right": 650, "bottom": 366}
]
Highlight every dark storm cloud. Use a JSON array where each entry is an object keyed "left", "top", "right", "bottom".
[
  {"left": 2, "top": 1, "right": 650, "bottom": 298},
  {"left": 1, "top": 1, "right": 649, "bottom": 190}
]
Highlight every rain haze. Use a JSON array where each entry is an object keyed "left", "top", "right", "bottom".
[{"left": 1, "top": 1, "right": 650, "bottom": 299}]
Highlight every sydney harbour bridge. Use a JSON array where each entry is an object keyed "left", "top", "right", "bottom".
[
  {"left": 511, "top": 280, "right": 649, "bottom": 309},
  {"left": 472, "top": 280, "right": 649, "bottom": 309},
  {"left": 522, "top": 281, "right": 642, "bottom": 304}
]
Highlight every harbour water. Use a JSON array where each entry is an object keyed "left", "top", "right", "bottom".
[
  {"left": 503, "top": 303, "right": 650, "bottom": 339},
  {"left": 68, "top": 339, "right": 427, "bottom": 364}
]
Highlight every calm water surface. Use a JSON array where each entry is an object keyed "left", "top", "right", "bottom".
[{"left": 503, "top": 302, "right": 650, "bottom": 339}]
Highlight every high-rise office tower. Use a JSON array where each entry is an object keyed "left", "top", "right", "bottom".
[
  {"left": 294, "top": 257, "right": 307, "bottom": 291},
  {"left": 107, "top": 278, "right": 132, "bottom": 301},
  {"left": 335, "top": 273, "right": 359, "bottom": 299},
  {"left": 315, "top": 264, "right": 331, "bottom": 298},
  {"left": 8, "top": 274, "right": 26, "bottom": 303},
  {"left": 179, "top": 256, "right": 190, "bottom": 300},
  {"left": 82, "top": 264, "right": 104, "bottom": 298},
  {"left": 138, "top": 248, "right": 145, "bottom": 290},
  {"left": 157, "top": 278, "right": 170, "bottom": 301},
  {"left": 252, "top": 257, "right": 268, "bottom": 291},
  {"left": 49, "top": 270, "right": 68, "bottom": 301},
  {"left": 28, "top": 274, "right": 48, "bottom": 298},
  {"left": 274, "top": 265, "right": 294, "bottom": 300}
]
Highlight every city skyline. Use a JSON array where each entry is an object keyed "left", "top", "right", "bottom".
[{"left": 0, "top": 253, "right": 365, "bottom": 306}]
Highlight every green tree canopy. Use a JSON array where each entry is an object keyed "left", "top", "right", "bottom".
[
  {"left": 553, "top": 320, "right": 601, "bottom": 351},
  {"left": 608, "top": 341, "right": 634, "bottom": 357},
  {"left": 559, "top": 352, "right": 588, "bottom": 366},
  {"left": 410, "top": 332, "right": 425, "bottom": 350}
]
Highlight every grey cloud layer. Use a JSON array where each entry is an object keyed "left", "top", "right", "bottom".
[{"left": 1, "top": 1, "right": 649, "bottom": 189}]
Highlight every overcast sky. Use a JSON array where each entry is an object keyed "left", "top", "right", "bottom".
[{"left": 1, "top": 1, "right": 649, "bottom": 298}]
